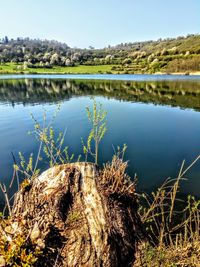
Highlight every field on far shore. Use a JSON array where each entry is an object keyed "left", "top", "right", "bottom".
[
  {"left": 0, "top": 63, "right": 200, "bottom": 75},
  {"left": 0, "top": 63, "right": 117, "bottom": 74}
]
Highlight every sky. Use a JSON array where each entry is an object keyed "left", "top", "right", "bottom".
[{"left": 0, "top": 0, "right": 199, "bottom": 48}]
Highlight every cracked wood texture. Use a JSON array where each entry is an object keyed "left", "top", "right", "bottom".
[{"left": 11, "top": 162, "right": 145, "bottom": 267}]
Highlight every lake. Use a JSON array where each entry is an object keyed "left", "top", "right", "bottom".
[{"left": 1, "top": 74, "right": 200, "bottom": 206}]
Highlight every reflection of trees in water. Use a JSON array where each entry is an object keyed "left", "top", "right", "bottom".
[{"left": 1, "top": 79, "right": 200, "bottom": 110}]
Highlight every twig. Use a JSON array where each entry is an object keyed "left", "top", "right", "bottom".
[
  {"left": 11, "top": 151, "right": 20, "bottom": 190},
  {"left": 0, "top": 183, "right": 12, "bottom": 216}
]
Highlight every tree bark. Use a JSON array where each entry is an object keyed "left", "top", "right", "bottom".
[{"left": 10, "top": 162, "right": 145, "bottom": 267}]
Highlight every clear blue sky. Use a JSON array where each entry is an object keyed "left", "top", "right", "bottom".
[{"left": 0, "top": 0, "right": 199, "bottom": 48}]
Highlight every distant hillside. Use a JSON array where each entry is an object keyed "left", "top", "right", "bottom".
[
  {"left": 113, "top": 34, "right": 200, "bottom": 53},
  {"left": 0, "top": 34, "right": 200, "bottom": 74}
]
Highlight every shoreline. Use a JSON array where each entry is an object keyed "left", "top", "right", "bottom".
[
  {"left": 155, "top": 71, "right": 200, "bottom": 76},
  {"left": 0, "top": 71, "right": 200, "bottom": 76}
]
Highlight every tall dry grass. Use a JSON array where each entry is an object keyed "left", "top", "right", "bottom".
[{"left": 135, "top": 156, "right": 200, "bottom": 266}]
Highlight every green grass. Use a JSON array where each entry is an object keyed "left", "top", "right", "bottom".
[{"left": 0, "top": 63, "right": 118, "bottom": 74}]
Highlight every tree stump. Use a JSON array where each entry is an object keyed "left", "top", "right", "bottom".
[{"left": 9, "top": 161, "right": 145, "bottom": 266}]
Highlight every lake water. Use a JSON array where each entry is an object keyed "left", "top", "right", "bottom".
[{"left": 1, "top": 74, "right": 200, "bottom": 205}]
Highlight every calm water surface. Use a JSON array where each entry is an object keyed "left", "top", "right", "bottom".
[{"left": 1, "top": 74, "right": 200, "bottom": 204}]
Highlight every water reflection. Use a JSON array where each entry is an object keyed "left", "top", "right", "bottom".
[{"left": 1, "top": 78, "right": 200, "bottom": 110}]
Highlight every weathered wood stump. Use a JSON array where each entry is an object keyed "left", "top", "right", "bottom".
[{"left": 8, "top": 160, "right": 145, "bottom": 266}]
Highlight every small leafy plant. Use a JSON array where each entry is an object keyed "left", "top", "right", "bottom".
[{"left": 82, "top": 100, "right": 107, "bottom": 164}]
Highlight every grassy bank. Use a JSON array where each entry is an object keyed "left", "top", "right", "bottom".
[
  {"left": 0, "top": 102, "right": 199, "bottom": 266},
  {"left": 1, "top": 63, "right": 200, "bottom": 75},
  {"left": 0, "top": 63, "right": 117, "bottom": 74}
]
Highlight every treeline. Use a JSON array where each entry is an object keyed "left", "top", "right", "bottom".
[{"left": 0, "top": 34, "right": 200, "bottom": 73}]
